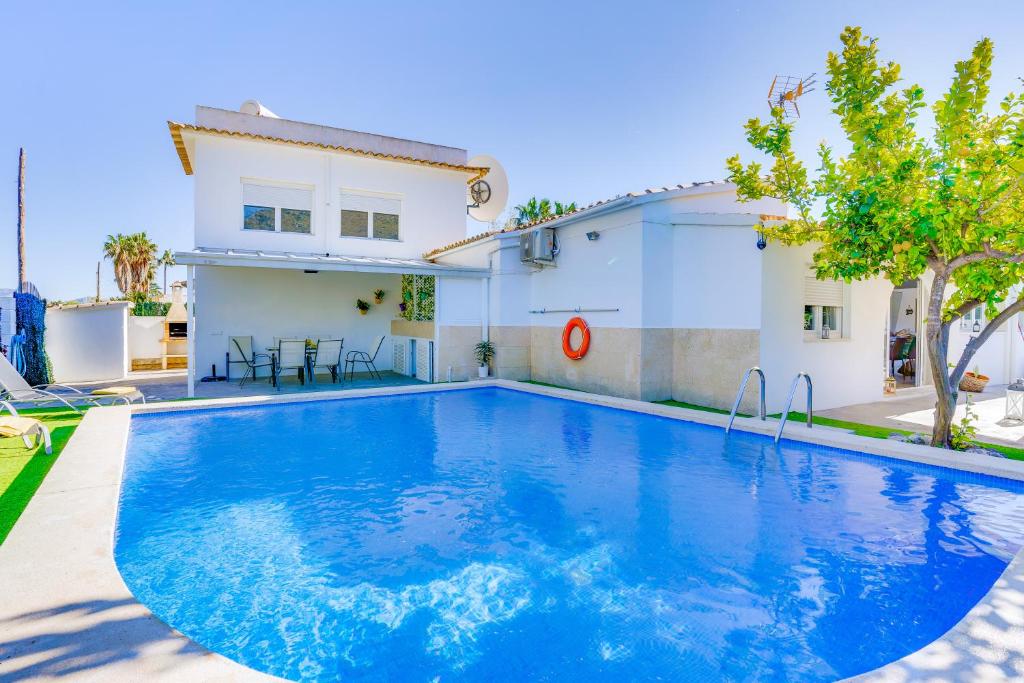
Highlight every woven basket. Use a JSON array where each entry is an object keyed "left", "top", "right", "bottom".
[{"left": 959, "top": 372, "right": 989, "bottom": 393}]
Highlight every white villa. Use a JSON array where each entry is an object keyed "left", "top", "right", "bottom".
[{"left": 170, "top": 102, "right": 1024, "bottom": 412}]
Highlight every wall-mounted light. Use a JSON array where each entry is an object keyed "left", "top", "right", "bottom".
[
  {"left": 973, "top": 320, "right": 981, "bottom": 333},
  {"left": 905, "top": 306, "right": 914, "bottom": 316},
  {"left": 756, "top": 226, "right": 767, "bottom": 250},
  {"left": 303, "top": 269, "right": 319, "bottom": 274},
  {"left": 586, "top": 231, "right": 600, "bottom": 241}
]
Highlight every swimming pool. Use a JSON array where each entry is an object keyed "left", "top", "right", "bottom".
[{"left": 116, "top": 387, "right": 1024, "bottom": 681}]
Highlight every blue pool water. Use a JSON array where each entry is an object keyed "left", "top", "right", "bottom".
[{"left": 117, "top": 387, "right": 1024, "bottom": 681}]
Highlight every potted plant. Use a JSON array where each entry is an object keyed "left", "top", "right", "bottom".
[
  {"left": 374, "top": 289, "right": 386, "bottom": 304},
  {"left": 959, "top": 366, "right": 989, "bottom": 393},
  {"left": 474, "top": 340, "right": 496, "bottom": 378},
  {"left": 356, "top": 299, "right": 371, "bottom": 315}
]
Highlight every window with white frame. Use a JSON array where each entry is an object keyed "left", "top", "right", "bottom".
[
  {"left": 960, "top": 305, "right": 985, "bottom": 331},
  {"left": 803, "top": 274, "right": 845, "bottom": 339},
  {"left": 242, "top": 183, "right": 313, "bottom": 234},
  {"left": 339, "top": 191, "right": 401, "bottom": 240}
]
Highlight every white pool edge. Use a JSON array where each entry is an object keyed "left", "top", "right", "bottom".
[{"left": 1, "top": 378, "right": 1020, "bottom": 681}]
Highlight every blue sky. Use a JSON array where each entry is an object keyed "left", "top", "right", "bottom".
[{"left": 2, "top": 1, "right": 1023, "bottom": 299}]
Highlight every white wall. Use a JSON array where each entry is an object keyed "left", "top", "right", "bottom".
[
  {"left": 192, "top": 136, "right": 469, "bottom": 259},
  {"left": 525, "top": 206, "right": 646, "bottom": 329},
  {"left": 437, "top": 276, "right": 483, "bottom": 327},
  {"left": 128, "top": 316, "right": 165, "bottom": 360},
  {"left": 758, "top": 243, "right": 891, "bottom": 412},
  {"left": 193, "top": 266, "right": 400, "bottom": 379},
  {"left": 47, "top": 303, "right": 130, "bottom": 383}
]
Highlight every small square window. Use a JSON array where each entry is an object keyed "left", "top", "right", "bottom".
[
  {"left": 341, "top": 209, "right": 369, "bottom": 237},
  {"left": 281, "top": 208, "right": 311, "bottom": 234},
  {"left": 373, "top": 213, "right": 399, "bottom": 240},
  {"left": 803, "top": 306, "right": 815, "bottom": 331},
  {"left": 244, "top": 205, "right": 275, "bottom": 231}
]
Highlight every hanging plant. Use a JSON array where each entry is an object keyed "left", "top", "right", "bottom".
[
  {"left": 356, "top": 299, "right": 371, "bottom": 315},
  {"left": 374, "top": 289, "right": 386, "bottom": 304}
]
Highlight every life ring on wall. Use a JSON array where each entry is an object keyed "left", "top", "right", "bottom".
[{"left": 562, "top": 317, "right": 591, "bottom": 360}]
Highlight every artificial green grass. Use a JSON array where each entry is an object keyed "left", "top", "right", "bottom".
[
  {"left": 654, "top": 399, "right": 741, "bottom": 417},
  {"left": 0, "top": 407, "right": 83, "bottom": 545}
]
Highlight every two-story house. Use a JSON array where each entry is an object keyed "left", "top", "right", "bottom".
[{"left": 171, "top": 102, "right": 492, "bottom": 396}]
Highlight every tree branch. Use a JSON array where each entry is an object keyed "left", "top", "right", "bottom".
[
  {"left": 948, "top": 243, "right": 1024, "bottom": 271},
  {"left": 949, "top": 296, "right": 1024, "bottom": 383}
]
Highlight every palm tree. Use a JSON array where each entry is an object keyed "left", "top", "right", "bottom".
[
  {"left": 158, "top": 249, "right": 175, "bottom": 295},
  {"left": 514, "top": 197, "right": 577, "bottom": 226},
  {"left": 103, "top": 234, "right": 132, "bottom": 296},
  {"left": 103, "top": 232, "right": 159, "bottom": 299}
]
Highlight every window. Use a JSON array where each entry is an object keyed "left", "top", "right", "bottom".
[
  {"left": 341, "top": 209, "right": 369, "bottom": 237},
  {"left": 243, "top": 205, "right": 275, "bottom": 231},
  {"left": 961, "top": 305, "right": 985, "bottom": 331},
  {"left": 242, "top": 183, "right": 313, "bottom": 234},
  {"left": 803, "top": 274, "right": 846, "bottom": 339},
  {"left": 340, "top": 191, "right": 401, "bottom": 240}
]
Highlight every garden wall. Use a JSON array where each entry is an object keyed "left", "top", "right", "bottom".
[{"left": 46, "top": 302, "right": 131, "bottom": 383}]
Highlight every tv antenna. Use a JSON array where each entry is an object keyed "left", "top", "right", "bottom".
[{"left": 767, "top": 73, "right": 816, "bottom": 118}]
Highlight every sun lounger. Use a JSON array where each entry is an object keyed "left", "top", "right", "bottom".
[
  {"left": 0, "top": 401, "right": 52, "bottom": 454},
  {"left": 0, "top": 352, "right": 144, "bottom": 412}
]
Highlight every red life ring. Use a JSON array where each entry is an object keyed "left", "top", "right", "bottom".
[{"left": 562, "top": 317, "right": 591, "bottom": 360}]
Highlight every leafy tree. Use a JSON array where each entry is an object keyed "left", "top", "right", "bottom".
[{"left": 726, "top": 27, "right": 1024, "bottom": 448}]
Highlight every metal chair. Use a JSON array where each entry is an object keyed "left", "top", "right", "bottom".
[
  {"left": 311, "top": 339, "right": 344, "bottom": 383},
  {"left": 275, "top": 339, "right": 309, "bottom": 389},
  {"left": 230, "top": 336, "right": 273, "bottom": 387},
  {"left": 345, "top": 336, "right": 385, "bottom": 381}
]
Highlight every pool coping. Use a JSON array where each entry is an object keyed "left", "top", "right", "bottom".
[{"left": 0, "top": 379, "right": 1020, "bottom": 681}]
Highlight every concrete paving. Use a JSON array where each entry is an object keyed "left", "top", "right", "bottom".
[
  {"left": 71, "top": 369, "right": 426, "bottom": 403},
  {"left": 820, "top": 383, "right": 1024, "bottom": 448}
]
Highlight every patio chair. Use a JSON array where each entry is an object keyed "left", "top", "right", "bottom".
[
  {"left": 897, "top": 335, "right": 917, "bottom": 382},
  {"left": 230, "top": 336, "right": 273, "bottom": 387},
  {"left": 345, "top": 336, "right": 385, "bottom": 381},
  {"left": 0, "top": 400, "right": 52, "bottom": 454},
  {"left": 274, "top": 339, "right": 308, "bottom": 389},
  {"left": 311, "top": 339, "right": 344, "bottom": 383},
  {"left": 888, "top": 337, "right": 906, "bottom": 378},
  {"left": 0, "top": 352, "right": 140, "bottom": 413}
]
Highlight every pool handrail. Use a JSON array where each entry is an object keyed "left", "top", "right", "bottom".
[
  {"left": 775, "top": 372, "right": 813, "bottom": 443},
  {"left": 726, "top": 367, "right": 766, "bottom": 433}
]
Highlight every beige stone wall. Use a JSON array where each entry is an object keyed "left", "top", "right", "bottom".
[
  {"left": 390, "top": 318, "right": 435, "bottom": 339},
  {"left": 530, "top": 326, "right": 661, "bottom": 400},
  {"left": 673, "top": 328, "right": 760, "bottom": 412},
  {"left": 437, "top": 325, "right": 480, "bottom": 382},
  {"left": 639, "top": 328, "right": 674, "bottom": 401},
  {"left": 489, "top": 326, "right": 531, "bottom": 381}
]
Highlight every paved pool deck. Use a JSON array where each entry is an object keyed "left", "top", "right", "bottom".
[{"left": 1, "top": 380, "right": 1023, "bottom": 681}]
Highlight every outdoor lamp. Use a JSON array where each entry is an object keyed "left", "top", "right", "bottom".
[
  {"left": 1007, "top": 379, "right": 1024, "bottom": 422},
  {"left": 756, "top": 228, "right": 767, "bottom": 250},
  {"left": 973, "top": 320, "right": 981, "bottom": 333}
]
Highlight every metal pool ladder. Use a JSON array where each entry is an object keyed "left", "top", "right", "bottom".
[
  {"left": 775, "top": 372, "right": 813, "bottom": 443},
  {"left": 726, "top": 367, "right": 766, "bottom": 433}
]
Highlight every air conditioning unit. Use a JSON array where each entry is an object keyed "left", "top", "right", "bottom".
[{"left": 520, "top": 227, "right": 556, "bottom": 264}]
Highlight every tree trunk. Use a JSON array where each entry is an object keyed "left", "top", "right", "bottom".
[
  {"left": 924, "top": 270, "right": 955, "bottom": 448},
  {"left": 17, "top": 148, "right": 26, "bottom": 291}
]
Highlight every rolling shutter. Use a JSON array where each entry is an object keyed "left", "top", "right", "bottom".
[{"left": 804, "top": 276, "right": 844, "bottom": 306}]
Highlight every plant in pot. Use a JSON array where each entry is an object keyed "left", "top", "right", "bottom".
[
  {"left": 374, "top": 289, "right": 386, "bottom": 304},
  {"left": 959, "top": 365, "right": 989, "bottom": 393},
  {"left": 356, "top": 299, "right": 371, "bottom": 315},
  {"left": 474, "top": 340, "right": 496, "bottom": 379}
]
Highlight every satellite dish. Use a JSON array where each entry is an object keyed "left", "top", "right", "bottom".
[{"left": 467, "top": 154, "right": 508, "bottom": 222}]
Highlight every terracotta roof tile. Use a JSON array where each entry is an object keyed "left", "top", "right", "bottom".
[{"left": 168, "top": 121, "right": 488, "bottom": 182}]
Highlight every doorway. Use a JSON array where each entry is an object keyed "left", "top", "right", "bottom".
[{"left": 888, "top": 281, "right": 922, "bottom": 387}]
